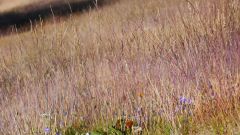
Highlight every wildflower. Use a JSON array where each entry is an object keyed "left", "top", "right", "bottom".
[
  {"left": 136, "top": 107, "right": 143, "bottom": 115},
  {"left": 125, "top": 119, "right": 134, "bottom": 129},
  {"left": 56, "top": 131, "right": 61, "bottom": 135},
  {"left": 86, "top": 132, "right": 90, "bottom": 135},
  {"left": 133, "top": 126, "right": 142, "bottom": 133},
  {"left": 176, "top": 96, "right": 194, "bottom": 116},
  {"left": 179, "top": 97, "right": 192, "bottom": 105},
  {"left": 41, "top": 113, "right": 51, "bottom": 118},
  {"left": 139, "top": 92, "right": 144, "bottom": 98},
  {"left": 44, "top": 127, "right": 51, "bottom": 134},
  {"left": 135, "top": 107, "right": 143, "bottom": 126}
]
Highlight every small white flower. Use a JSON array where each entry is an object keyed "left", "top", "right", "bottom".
[
  {"left": 41, "top": 113, "right": 51, "bottom": 118},
  {"left": 133, "top": 126, "right": 142, "bottom": 133}
]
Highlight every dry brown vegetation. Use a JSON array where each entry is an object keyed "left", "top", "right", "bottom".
[{"left": 0, "top": 0, "right": 239, "bottom": 134}]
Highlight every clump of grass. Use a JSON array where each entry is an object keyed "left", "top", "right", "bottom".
[{"left": 0, "top": 0, "right": 239, "bottom": 134}]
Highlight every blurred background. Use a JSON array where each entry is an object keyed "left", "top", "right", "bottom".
[{"left": 0, "top": 0, "right": 102, "bottom": 32}]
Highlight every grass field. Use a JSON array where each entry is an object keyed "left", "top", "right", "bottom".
[{"left": 0, "top": 0, "right": 239, "bottom": 134}]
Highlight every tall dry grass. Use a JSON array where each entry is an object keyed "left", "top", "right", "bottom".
[{"left": 0, "top": 0, "right": 239, "bottom": 134}]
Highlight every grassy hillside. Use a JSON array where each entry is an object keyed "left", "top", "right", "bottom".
[
  {"left": 0, "top": 0, "right": 101, "bottom": 32},
  {"left": 0, "top": 0, "right": 239, "bottom": 134},
  {"left": 0, "top": 0, "right": 90, "bottom": 13},
  {"left": 0, "top": 0, "right": 40, "bottom": 13}
]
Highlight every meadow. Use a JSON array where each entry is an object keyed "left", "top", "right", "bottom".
[{"left": 0, "top": 0, "right": 239, "bottom": 134}]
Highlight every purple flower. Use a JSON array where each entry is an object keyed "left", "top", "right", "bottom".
[
  {"left": 179, "top": 97, "right": 192, "bottom": 105},
  {"left": 56, "top": 131, "right": 61, "bottom": 135},
  {"left": 137, "top": 107, "right": 143, "bottom": 115},
  {"left": 176, "top": 96, "right": 194, "bottom": 116},
  {"left": 44, "top": 128, "right": 51, "bottom": 134}
]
